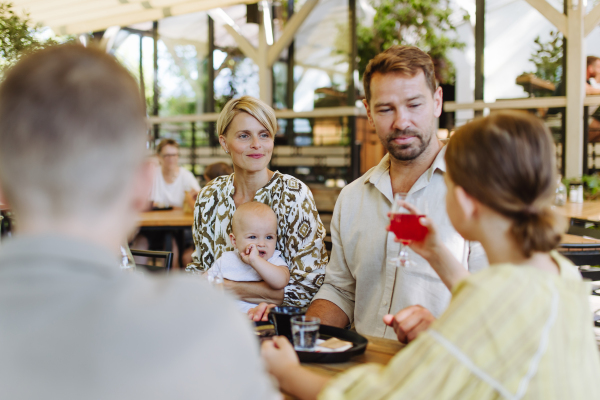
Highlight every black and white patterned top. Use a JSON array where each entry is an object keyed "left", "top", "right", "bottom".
[{"left": 187, "top": 171, "right": 328, "bottom": 307}]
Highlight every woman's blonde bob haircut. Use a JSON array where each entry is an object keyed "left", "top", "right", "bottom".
[{"left": 217, "top": 95, "right": 277, "bottom": 138}]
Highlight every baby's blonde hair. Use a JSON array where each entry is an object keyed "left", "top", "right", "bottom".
[{"left": 231, "top": 202, "right": 277, "bottom": 234}]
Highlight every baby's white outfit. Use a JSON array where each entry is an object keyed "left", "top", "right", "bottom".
[{"left": 210, "top": 250, "right": 288, "bottom": 313}]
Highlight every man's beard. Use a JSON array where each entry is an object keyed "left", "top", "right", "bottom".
[{"left": 384, "top": 128, "right": 433, "bottom": 161}]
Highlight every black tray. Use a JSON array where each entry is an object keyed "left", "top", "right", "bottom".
[
  {"left": 255, "top": 322, "right": 368, "bottom": 363},
  {"left": 151, "top": 206, "right": 173, "bottom": 211},
  {"left": 297, "top": 325, "right": 368, "bottom": 363}
]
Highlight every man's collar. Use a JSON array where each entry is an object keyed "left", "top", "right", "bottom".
[
  {"left": 364, "top": 153, "right": 391, "bottom": 186},
  {"left": 365, "top": 139, "right": 448, "bottom": 186}
]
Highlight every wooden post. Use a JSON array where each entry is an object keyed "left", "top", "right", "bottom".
[
  {"left": 258, "top": 7, "right": 273, "bottom": 105},
  {"left": 565, "top": 0, "right": 584, "bottom": 178}
]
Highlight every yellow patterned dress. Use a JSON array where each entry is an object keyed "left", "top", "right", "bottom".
[
  {"left": 187, "top": 171, "right": 328, "bottom": 307},
  {"left": 319, "top": 252, "right": 600, "bottom": 400}
]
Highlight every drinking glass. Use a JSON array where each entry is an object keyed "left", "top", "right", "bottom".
[
  {"left": 207, "top": 263, "right": 224, "bottom": 290},
  {"left": 291, "top": 316, "right": 320, "bottom": 351},
  {"left": 389, "top": 192, "right": 428, "bottom": 268},
  {"left": 119, "top": 244, "right": 137, "bottom": 272}
]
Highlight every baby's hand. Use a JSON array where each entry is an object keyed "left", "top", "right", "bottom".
[{"left": 240, "top": 244, "right": 260, "bottom": 265}]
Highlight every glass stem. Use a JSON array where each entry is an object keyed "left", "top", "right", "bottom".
[{"left": 397, "top": 243, "right": 410, "bottom": 267}]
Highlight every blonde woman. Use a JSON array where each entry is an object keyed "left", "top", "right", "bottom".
[{"left": 187, "top": 96, "right": 328, "bottom": 308}]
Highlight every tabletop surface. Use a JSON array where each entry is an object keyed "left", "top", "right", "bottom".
[
  {"left": 283, "top": 335, "right": 403, "bottom": 399},
  {"left": 138, "top": 209, "right": 194, "bottom": 227},
  {"left": 554, "top": 201, "right": 600, "bottom": 222}
]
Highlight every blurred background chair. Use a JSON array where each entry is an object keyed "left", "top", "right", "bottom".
[{"left": 130, "top": 249, "right": 173, "bottom": 273}]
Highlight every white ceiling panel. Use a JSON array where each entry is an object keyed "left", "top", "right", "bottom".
[{"left": 11, "top": 0, "right": 256, "bottom": 35}]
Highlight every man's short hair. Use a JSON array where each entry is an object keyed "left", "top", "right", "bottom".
[
  {"left": 588, "top": 56, "right": 600, "bottom": 67},
  {"left": 0, "top": 45, "right": 146, "bottom": 218},
  {"left": 156, "top": 138, "right": 179, "bottom": 155},
  {"left": 363, "top": 45, "right": 437, "bottom": 105}
]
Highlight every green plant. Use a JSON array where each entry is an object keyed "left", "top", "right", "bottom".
[
  {"left": 0, "top": 3, "right": 56, "bottom": 72},
  {"left": 564, "top": 174, "right": 600, "bottom": 199},
  {"left": 526, "top": 31, "right": 563, "bottom": 88},
  {"left": 356, "top": 0, "right": 467, "bottom": 84}
]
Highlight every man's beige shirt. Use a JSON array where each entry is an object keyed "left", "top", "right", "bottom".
[{"left": 313, "top": 146, "right": 489, "bottom": 339}]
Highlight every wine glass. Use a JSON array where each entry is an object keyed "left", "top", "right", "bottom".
[{"left": 389, "top": 193, "right": 428, "bottom": 268}]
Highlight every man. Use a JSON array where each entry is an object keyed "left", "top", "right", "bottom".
[
  {"left": 305, "top": 46, "right": 488, "bottom": 342},
  {"left": 586, "top": 55, "right": 600, "bottom": 94},
  {"left": 584, "top": 56, "right": 600, "bottom": 141},
  {"left": 0, "top": 45, "right": 277, "bottom": 399}
]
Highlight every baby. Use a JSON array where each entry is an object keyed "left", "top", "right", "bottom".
[{"left": 209, "top": 202, "right": 290, "bottom": 313}]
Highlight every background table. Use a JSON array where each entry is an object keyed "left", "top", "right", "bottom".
[
  {"left": 554, "top": 201, "right": 600, "bottom": 221},
  {"left": 138, "top": 209, "right": 194, "bottom": 227},
  {"left": 136, "top": 209, "right": 194, "bottom": 268}
]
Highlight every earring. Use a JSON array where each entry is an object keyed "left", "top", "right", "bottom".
[{"left": 225, "top": 150, "right": 229, "bottom": 154}]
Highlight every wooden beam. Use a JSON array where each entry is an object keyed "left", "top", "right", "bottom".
[
  {"left": 147, "top": 106, "right": 366, "bottom": 124},
  {"left": 565, "top": 2, "right": 585, "bottom": 178},
  {"left": 221, "top": 23, "right": 258, "bottom": 64},
  {"left": 444, "top": 95, "right": 600, "bottom": 112},
  {"left": 523, "top": 0, "right": 568, "bottom": 37},
  {"left": 258, "top": 13, "right": 272, "bottom": 104},
  {"left": 267, "top": 0, "right": 319, "bottom": 67},
  {"left": 585, "top": 2, "right": 600, "bottom": 37},
  {"left": 50, "top": 0, "right": 256, "bottom": 35}
]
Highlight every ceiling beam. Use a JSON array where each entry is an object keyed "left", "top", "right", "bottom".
[
  {"left": 267, "top": 0, "right": 318, "bottom": 67},
  {"left": 585, "top": 2, "right": 600, "bottom": 37},
  {"left": 523, "top": 0, "right": 568, "bottom": 38}
]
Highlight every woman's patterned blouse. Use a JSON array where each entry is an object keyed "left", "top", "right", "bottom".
[{"left": 187, "top": 171, "right": 328, "bottom": 307}]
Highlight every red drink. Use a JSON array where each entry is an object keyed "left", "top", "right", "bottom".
[{"left": 389, "top": 214, "right": 428, "bottom": 244}]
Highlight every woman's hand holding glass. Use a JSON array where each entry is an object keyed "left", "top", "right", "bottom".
[
  {"left": 388, "top": 193, "right": 434, "bottom": 267},
  {"left": 388, "top": 198, "right": 469, "bottom": 291},
  {"left": 389, "top": 199, "right": 443, "bottom": 262}
]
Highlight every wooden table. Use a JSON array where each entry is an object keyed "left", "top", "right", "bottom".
[
  {"left": 283, "top": 335, "right": 404, "bottom": 399},
  {"left": 562, "top": 233, "right": 600, "bottom": 245},
  {"left": 554, "top": 201, "right": 600, "bottom": 221},
  {"left": 138, "top": 209, "right": 194, "bottom": 227},
  {"left": 136, "top": 209, "right": 195, "bottom": 267}
]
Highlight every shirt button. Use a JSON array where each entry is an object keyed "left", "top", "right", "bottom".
[{"left": 383, "top": 301, "right": 388, "bottom": 306}]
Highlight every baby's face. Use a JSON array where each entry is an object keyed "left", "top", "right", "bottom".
[{"left": 233, "top": 213, "right": 278, "bottom": 259}]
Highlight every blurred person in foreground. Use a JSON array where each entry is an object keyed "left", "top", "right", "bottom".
[
  {"left": 262, "top": 111, "right": 600, "bottom": 400},
  {"left": 0, "top": 45, "right": 278, "bottom": 400}
]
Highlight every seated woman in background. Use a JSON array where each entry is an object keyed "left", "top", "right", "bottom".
[
  {"left": 132, "top": 139, "right": 200, "bottom": 269},
  {"left": 187, "top": 96, "right": 328, "bottom": 309},
  {"left": 150, "top": 138, "right": 200, "bottom": 209},
  {"left": 262, "top": 111, "right": 600, "bottom": 400}
]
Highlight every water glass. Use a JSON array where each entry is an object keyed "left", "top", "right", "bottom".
[
  {"left": 119, "top": 244, "right": 136, "bottom": 272},
  {"left": 291, "top": 316, "right": 320, "bottom": 351},
  {"left": 207, "top": 263, "right": 224, "bottom": 290}
]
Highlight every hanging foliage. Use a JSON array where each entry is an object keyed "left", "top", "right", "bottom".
[
  {"left": 0, "top": 2, "right": 56, "bottom": 72},
  {"left": 357, "top": 0, "right": 467, "bottom": 84}
]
